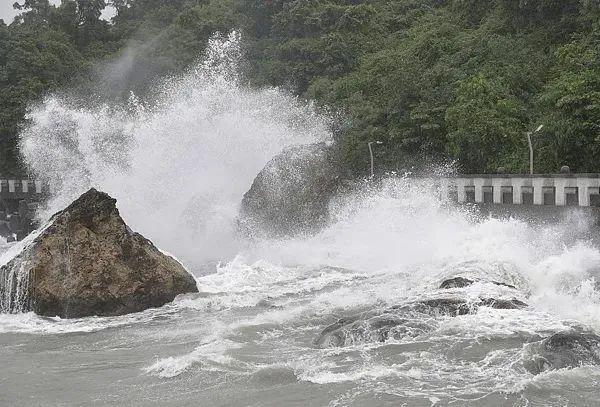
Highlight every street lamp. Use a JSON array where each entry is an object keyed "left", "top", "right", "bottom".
[
  {"left": 526, "top": 124, "right": 544, "bottom": 175},
  {"left": 368, "top": 141, "right": 383, "bottom": 178}
]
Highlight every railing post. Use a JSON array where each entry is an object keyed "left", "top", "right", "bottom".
[
  {"left": 456, "top": 179, "right": 466, "bottom": 203},
  {"left": 578, "top": 178, "right": 590, "bottom": 206},
  {"left": 440, "top": 178, "right": 449, "bottom": 201},
  {"left": 555, "top": 179, "right": 566, "bottom": 206},
  {"left": 512, "top": 179, "right": 523, "bottom": 204},
  {"left": 474, "top": 178, "right": 484, "bottom": 203},
  {"left": 532, "top": 178, "right": 544, "bottom": 205},
  {"left": 492, "top": 178, "right": 502, "bottom": 204}
]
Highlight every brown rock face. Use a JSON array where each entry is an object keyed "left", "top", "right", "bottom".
[{"left": 0, "top": 188, "right": 198, "bottom": 318}]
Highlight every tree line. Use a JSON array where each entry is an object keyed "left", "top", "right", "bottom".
[{"left": 1, "top": 0, "right": 599, "bottom": 177}]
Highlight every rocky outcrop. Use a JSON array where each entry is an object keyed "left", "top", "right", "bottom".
[
  {"left": 0, "top": 188, "right": 198, "bottom": 318},
  {"left": 240, "top": 142, "right": 342, "bottom": 237},
  {"left": 523, "top": 332, "right": 600, "bottom": 374}
]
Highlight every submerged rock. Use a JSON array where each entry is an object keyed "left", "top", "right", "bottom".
[
  {"left": 0, "top": 188, "right": 198, "bottom": 318},
  {"left": 314, "top": 311, "right": 435, "bottom": 348},
  {"left": 492, "top": 281, "right": 518, "bottom": 290},
  {"left": 439, "top": 277, "right": 474, "bottom": 289},
  {"left": 439, "top": 261, "right": 527, "bottom": 292},
  {"left": 523, "top": 332, "right": 600, "bottom": 374},
  {"left": 397, "top": 297, "right": 527, "bottom": 315},
  {"left": 479, "top": 298, "right": 527, "bottom": 309},
  {"left": 439, "top": 276, "right": 517, "bottom": 290},
  {"left": 409, "top": 298, "right": 472, "bottom": 315},
  {"left": 315, "top": 297, "right": 529, "bottom": 348},
  {"left": 240, "top": 142, "right": 341, "bottom": 236}
]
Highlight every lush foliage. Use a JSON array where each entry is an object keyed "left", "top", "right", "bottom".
[
  {"left": 2, "top": 0, "right": 600, "bottom": 176},
  {"left": 240, "top": 0, "right": 600, "bottom": 175},
  {"left": 0, "top": 0, "right": 233, "bottom": 175}
]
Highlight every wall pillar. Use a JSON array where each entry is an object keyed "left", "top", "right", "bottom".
[
  {"left": 555, "top": 179, "right": 566, "bottom": 206},
  {"left": 577, "top": 178, "right": 598, "bottom": 207},
  {"left": 492, "top": 178, "right": 503, "bottom": 204},
  {"left": 439, "top": 178, "right": 449, "bottom": 201},
  {"left": 474, "top": 178, "right": 484, "bottom": 203},
  {"left": 512, "top": 179, "right": 524, "bottom": 204},
  {"left": 456, "top": 179, "right": 466, "bottom": 203},
  {"left": 532, "top": 178, "right": 544, "bottom": 205}
]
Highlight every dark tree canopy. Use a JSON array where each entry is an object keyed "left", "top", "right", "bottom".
[{"left": 1, "top": 0, "right": 599, "bottom": 176}]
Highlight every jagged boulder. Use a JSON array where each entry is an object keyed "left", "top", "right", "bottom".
[
  {"left": 240, "top": 142, "right": 341, "bottom": 236},
  {"left": 0, "top": 188, "right": 198, "bottom": 318}
]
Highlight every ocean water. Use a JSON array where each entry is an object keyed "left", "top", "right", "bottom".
[
  {"left": 1, "top": 33, "right": 600, "bottom": 406},
  {"left": 1, "top": 181, "right": 600, "bottom": 406}
]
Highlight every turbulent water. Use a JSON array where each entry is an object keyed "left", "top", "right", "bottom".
[{"left": 2, "top": 33, "right": 600, "bottom": 406}]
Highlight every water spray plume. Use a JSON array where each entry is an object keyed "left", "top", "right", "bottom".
[{"left": 19, "top": 31, "right": 331, "bottom": 269}]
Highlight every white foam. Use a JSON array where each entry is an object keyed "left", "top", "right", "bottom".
[
  {"left": 0, "top": 309, "right": 163, "bottom": 334},
  {"left": 144, "top": 337, "right": 242, "bottom": 378}
]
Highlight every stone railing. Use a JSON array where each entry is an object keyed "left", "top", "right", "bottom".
[
  {"left": 0, "top": 179, "right": 47, "bottom": 241},
  {"left": 0, "top": 179, "right": 45, "bottom": 198},
  {"left": 440, "top": 174, "right": 600, "bottom": 207}
]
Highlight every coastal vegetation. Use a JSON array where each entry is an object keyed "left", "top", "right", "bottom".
[{"left": 1, "top": 0, "right": 599, "bottom": 176}]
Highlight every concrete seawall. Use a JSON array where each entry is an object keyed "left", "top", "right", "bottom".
[
  {"left": 451, "top": 203, "right": 600, "bottom": 248},
  {"left": 467, "top": 203, "right": 600, "bottom": 226}
]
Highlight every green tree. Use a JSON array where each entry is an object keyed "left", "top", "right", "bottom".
[
  {"left": 2, "top": 0, "right": 600, "bottom": 177},
  {"left": 538, "top": 24, "right": 600, "bottom": 172},
  {"left": 446, "top": 74, "right": 528, "bottom": 173}
]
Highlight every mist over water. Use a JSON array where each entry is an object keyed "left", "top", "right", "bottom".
[
  {"left": 19, "top": 32, "right": 329, "bottom": 268},
  {"left": 4, "top": 32, "right": 600, "bottom": 406}
]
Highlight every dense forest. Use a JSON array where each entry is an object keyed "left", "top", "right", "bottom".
[{"left": 1, "top": 0, "right": 599, "bottom": 177}]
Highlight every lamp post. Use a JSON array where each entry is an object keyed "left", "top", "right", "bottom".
[
  {"left": 368, "top": 141, "right": 383, "bottom": 178},
  {"left": 526, "top": 125, "right": 544, "bottom": 175}
]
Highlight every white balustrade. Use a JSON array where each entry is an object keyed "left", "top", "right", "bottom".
[{"left": 442, "top": 175, "right": 600, "bottom": 207}]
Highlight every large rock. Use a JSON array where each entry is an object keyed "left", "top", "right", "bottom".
[
  {"left": 240, "top": 142, "right": 341, "bottom": 236},
  {"left": 0, "top": 188, "right": 198, "bottom": 318}
]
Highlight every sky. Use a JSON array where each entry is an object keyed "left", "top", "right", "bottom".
[
  {"left": 1, "top": 0, "right": 116, "bottom": 23},
  {"left": 0, "top": 1, "right": 22, "bottom": 22}
]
